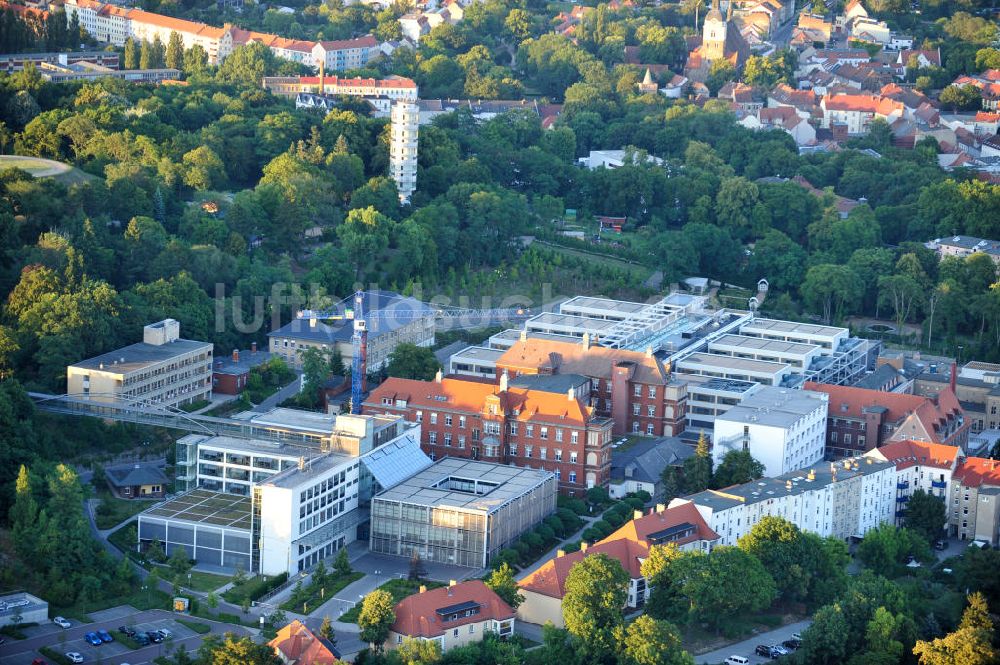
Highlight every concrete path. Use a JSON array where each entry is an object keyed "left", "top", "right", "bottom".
[
  {"left": 253, "top": 374, "right": 302, "bottom": 412},
  {"left": 694, "top": 619, "right": 812, "bottom": 665}
]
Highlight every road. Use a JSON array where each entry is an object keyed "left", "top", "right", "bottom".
[
  {"left": 0, "top": 608, "right": 251, "bottom": 665},
  {"left": 694, "top": 619, "right": 811, "bottom": 665}
]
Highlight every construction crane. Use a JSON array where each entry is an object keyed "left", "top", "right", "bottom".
[{"left": 298, "top": 291, "right": 532, "bottom": 414}]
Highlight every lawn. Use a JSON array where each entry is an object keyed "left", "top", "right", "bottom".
[
  {"left": 94, "top": 496, "right": 157, "bottom": 530},
  {"left": 0, "top": 155, "right": 97, "bottom": 186},
  {"left": 177, "top": 619, "right": 212, "bottom": 634},
  {"left": 171, "top": 568, "right": 230, "bottom": 593},
  {"left": 338, "top": 579, "right": 446, "bottom": 623},
  {"left": 108, "top": 520, "right": 139, "bottom": 558},
  {"left": 279, "top": 571, "right": 364, "bottom": 613}
]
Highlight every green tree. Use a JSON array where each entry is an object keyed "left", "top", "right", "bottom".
[
  {"left": 181, "top": 146, "right": 226, "bottom": 191},
  {"left": 123, "top": 37, "right": 138, "bottom": 69},
  {"left": 939, "top": 84, "right": 981, "bottom": 112},
  {"left": 336, "top": 206, "right": 392, "bottom": 278},
  {"left": 878, "top": 274, "right": 924, "bottom": 331},
  {"left": 660, "top": 466, "right": 682, "bottom": 504},
  {"left": 562, "top": 553, "right": 629, "bottom": 658},
  {"left": 619, "top": 615, "right": 694, "bottom": 665},
  {"left": 682, "top": 431, "right": 712, "bottom": 493},
  {"left": 800, "top": 602, "right": 851, "bottom": 665},
  {"left": 217, "top": 42, "right": 274, "bottom": 88},
  {"left": 319, "top": 615, "right": 334, "bottom": 641},
  {"left": 358, "top": 589, "right": 395, "bottom": 649},
  {"left": 706, "top": 60, "right": 736, "bottom": 95},
  {"left": 166, "top": 31, "right": 184, "bottom": 70},
  {"left": 168, "top": 544, "right": 192, "bottom": 579},
  {"left": 801, "top": 264, "right": 863, "bottom": 323},
  {"left": 712, "top": 450, "right": 765, "bottom": 489},
  {"left": 640, "top": 543, "right": 690, "bottom": 621},
  {"left": 857, "top": 524, "right": 931, "bottom": 572},
  {"left": 913, "top": 593, "right": 998, "bottom": 665},
  {"left": 184, "top": 45, "right": 208, "bottom": 76},
  {"left": 205, "top": 635, "right": 282, "bottom": 665},
  {"left": 485, "top": 562, "right": 524, "bottom": 609},
  {"left": 398, "top": 636, "right": 441, "bottom": 665},
  {"left": 386, "top": 343, "right": 440, "bottom": 381},
  {"left": 333, "top": 547, "right": 352, "bottom": 577},
  {"left": 139, "top": 39, "right": 153, "bottom": 69},
  {"left": 678, "top": 546, "right": 777, "bottom": 629},
  {"left": 904, "top": 489, "right": 947, "bottom": 542}
]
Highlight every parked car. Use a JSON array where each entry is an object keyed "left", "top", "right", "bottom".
[
  {"left": 52, "top": 616, "right": 71, "bottom": 629},
  {"left": 772, "top": 645, "right": 789, "bottom": 656},
  {"left": 157, "top": 628, "right": 173, "bottom": 639},
  {"left": 755, "top": 645, "right": 773, "bottom": 657},
  {"left": 792, "top": 633, "right": 802, "bottom": 641},
  {"left": 84, "top": 632, "right": 103, "bottom": 646},
  {"left": 118, "top": 626, "right": 136, "bottom": 637},
  {"left": 783, "top": 639, "right": 802, "bottom": 650},
  {"left": 934, "top": 540, "right": 947, "bottom": 551},
  {"left": 146, "top": 630, "right": 163, "bottom": 643},
  {"left": 133, "top": 633, "right": 150, "bottom": 646},
  {"left": 65, "top": 653, "right": 84, "bottom": 664},
  {"left": 96, "top": 629, "right": 113, "bottom": 643},
  {"left": 31, "top": 659, "right": 48, "bottom": 665}
]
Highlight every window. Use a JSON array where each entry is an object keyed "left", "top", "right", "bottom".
[
  {"left": 632, "top": 422, "right": 640, "bottom": 433},
  {"left": 647, "top": 405, "right": 655, "bottom": 417},
  {"left": 458, "top": 436, "right": 466, "bottom": 449},
  {"left": 430, "top": 413, "right": 438, "bottom": 425},
  {"left": 445, "top": 415, "right": 452, "bottom": 426},
  {"left": 453, "top": 629, "right": 459, "bottom": 637},
  {"left": 444, "top": 433, "right": 452, "bottom": 447},
  {"left": 459, "top": 416, "right": 466, "bottom": 428},
  {"left": 509, "top": 422, "right": 518, "bottom": 435},
  {"left": 469, "top": 625, "right": 475, "bottom": 634},
  {"left": 649, "top": 385, "right": 657, "bottom": 398},
  {"left": 509, "top": 443, "right": 517, "bottom": 456},
  {"left": 633, "top": 385, "right": 641, "bottom": 397},
  {"left": 428, "top": 432, "right": 437, "bottom": 444},
  {"left": 540, "top": 427, "right": 549, "bottom": 440},
  {"left": 555, "top": 469, "right": 561, "bottom": 479},
  {"left": 647, "top": 423, "right": 654, "bottom": 435},
  {"left": 569, "top": 471, "right": 577, "bottom": 483},
  {"left": 540, "top": 447, "right": 547, "bottom": 460},
  {"left": 554, "top": 449, "right": 562, "bottom": 461},
  {"left": 844, "top": 434, "right": 852, "bottom": 446},
  {"left": 570, "top": 451, "right": 578, "bottom": 464},
  {"left": 830, "top": 431, "right": 838, "bottom": 442},
  {"left": 632, "top": 404, "right": 641, "bottom": 416},
  {"left": 554, "top": 428, "right": 562, "bottom": 442},
  {"left": 526, "top": 425, "right": 534, "bottom": 438},
  {"left": 416, "top": 411, "right": 423, "bottom": 423},
  {"left": 571, "top": 431, "right": 579, "bottom": 445},
  {"left": 525, "top": 446, "right": 533, "bottom": 458}
]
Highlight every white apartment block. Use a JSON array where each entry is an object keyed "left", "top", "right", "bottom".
[
  {"left": 673, "top": 456, "right": 897, "bottom": 546},
  {"left": 66, "top": 319, "right": 212, "bottom": 408},
  {"left": 390, "top": 99, "right": 419, "bottom": 202},
  {"left": 712, "top": 386, "right": 829, "bottom": 477}
]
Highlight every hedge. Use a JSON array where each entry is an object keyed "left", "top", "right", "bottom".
[{"left": 221, "top": 572, "right": 289, "bottom": 604}]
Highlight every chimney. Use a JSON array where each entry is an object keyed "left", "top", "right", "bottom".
[
  {"left": 645, "top": 346, "right": 653, "bottom": 358},
  {"left": 568, "top": 386, "right": 575, "bottom": 401},
  {"left": 251, "top": 341, "right": 257, "bottom": 354},
  {"left": 655, "top": 503, "right": 665, "bottom": 513},
  {"left": 449, "top": 579, "right": 457, "bottom": 587},
  {"left": 580, "top": 542, "right": 588, "bottom": 552},
  {"left": 557, "top": 549, "right": 566, "bottom": 557},
  {"left": 499, "top": 370, "right": 509, "bottom": 392},
  {"left": 582, "top": 332, "right": 590, "bottom": 351},
  {"left": 232, "top": 349, "right": 239, "bottom": 363},
  {"left": 633, "top": 510, "right": 643, "bottom": 520},
  {"left": 419, "top": 585, "right": 427, "bottom": 594},
  {"left": 519, "top": 330, "right": 527, "bottom": 342},
  {"left": 950, "top": 362, "right": 957, "bottom": 393},
  {"left": 309, "top": 317, "right": 317, "bottom": 328},
  {"left": 435, "top": 369, "right": 443, "bottom": 383}
]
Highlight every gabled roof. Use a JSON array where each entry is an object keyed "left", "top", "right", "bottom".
[
  {"left": 610, "top": 437, "right": 694, "bottom": 484},
  {"left": 105, "top": 464, "right": 170, "bottom": 488},
  {"left": 270, "top": 620, "right": 339, "bottom": 664},
  {"left": 391, "top": 581, "right": 513, "bottom": 638},
  {"left": 518, "top": 538, "right": 649, "bottom": 599},
  {"left": 869, "top": 439, "right": 961, "bottom": 471},
  {"left": 605, "top": 501, "right": 719, "bottom": 547},
  {"left": 953, "top": 457, "right": 1000, "bottom": 488},
  {"left": 496, "top": 338, "right": 670, "bottom": 385},
  {"left": 365, "top": 375, "right": 596, "bottom": 426}
]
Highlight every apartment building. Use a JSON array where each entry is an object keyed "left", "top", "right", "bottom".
[
  {"left": 914, "top": 362, "right": 1000, "bottom": 435},
  {"left": 387, "top": 581, "right": 515, "bottom": 651},
  {"left": 63, "top": 0, "right": 378, "bottom": 68},
  {"left": 805, "top": 381, "right": 969, "bottom": 458},
  {"left": 925, "top": 235, "right": 1000, "bottom": 266},
  {"left": 516, "top": 502, "right": 718, "bottom": 627},
  {"left": 493, "top": 336, "right": 689, "bottom": 437},
  {"left": 865, "top": 439, "right": 961, "bottom": 526},
  {"left": 951, "top": 457, "right": 1000, "bottom": 544},
  {"left": 268, "top": 291, "right": 434, "bottom": 371},
  {"left": 364, "top": 372, "right": 614, "bottom": 495},
  {"left": 675, "top": 456, "right": 897, "bottom": 546},
  {"left": 66, "top": 319, "right": 212, "bottom": 408},
  {"left": 712, "top": 386, "right": 829, "bottom": 477}
]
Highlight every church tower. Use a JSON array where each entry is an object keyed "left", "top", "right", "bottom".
[{"left": 702, "top": 0, "right": 727, "bottom": 62}]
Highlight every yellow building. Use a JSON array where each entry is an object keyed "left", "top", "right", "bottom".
[{"left": 66, "top": 319, "right": 213, "bottom": 407}]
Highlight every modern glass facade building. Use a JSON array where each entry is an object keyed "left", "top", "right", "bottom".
[{"left": 370, "top": 459, "right": 557, "bottom": 568}]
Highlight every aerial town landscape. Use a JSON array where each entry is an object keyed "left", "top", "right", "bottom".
[{"left": 0, "top": 0, "right": 999, "bottom": 663}]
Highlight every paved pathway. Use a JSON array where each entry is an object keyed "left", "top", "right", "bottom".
[
  {"left": 694, "top": 619, "right": 811, "bottom": 665},
  {"left": 253, "top": 374, "right": 302, "bottom": 412}
]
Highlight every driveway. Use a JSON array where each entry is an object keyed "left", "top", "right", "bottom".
[
  {"left": 252, "top": 374, "right": 302, "bottom": 412},
  {"left": 0, "top": 608, "right": 251, "bottom": 665},
  {"left": 694, "top": 619, "right": 811, "bottom": 665}
]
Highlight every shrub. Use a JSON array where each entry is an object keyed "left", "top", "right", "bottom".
[
  {"left": 603, "top": 510, "right": 627, "bottom": 528},
  {"left": 593, "top": 520, "right": 614, "bottom": 538},
  {"left": 624, "top": 496, "right": 645, "bottom": 511},
  {"left": 630, "top": 490, "right": 652, "bottom": 503},
  {"left": 221, "top": 572, "right": 289, "bottom": 604},
  {"left": 557, "top": 508, "right": 583, "bottom": 530},
  {"left": 558, "top": 496, "right": 588, "bottom": 515},
  {"left": 563, "top": 542, "right": 582, "bottom": 554},
  {"left": 536, "top": 524, "right": 556, "bottom": 543},
  {"left": 514, "top": 541, "right": 531, "bottom": 560},
  {"left": 523, "top": 532, "right": 545, "bottom": 553},
  {"left": 544, "top": 515, "right": 565, "bottom": 536},
  {"left": 493, "top": 549, "right": 520, "bottom": 570},
  {"left": 582, "top": 527, "right": 602, "bottom": 542}
]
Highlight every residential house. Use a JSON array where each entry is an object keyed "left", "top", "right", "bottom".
[
  {"left": 865, "top": 439, "right": 962, "bottom": 526},
  {"left": 105, "top": 463, "right": 169, "bottom": 499},
  {"left": 951, "top": 457, "right": 1000, "bottom": 543},
  {"left": 212, "top": 344, "right": 271, "bottom": 395},
  {"left": 270, "top": 620, "right": 340, "bottom": 665},
  {"left": 820, "top": 92, "right": 905, "bottom": 134},
  {"left": 608, "top": 436, "right": 694, "bottom": 499},
  {"left": 387, "top": 581, "right": 515, "bottom": 651},
  {"left": 756, "top": 106, "right": 818, "bottom": 145}
]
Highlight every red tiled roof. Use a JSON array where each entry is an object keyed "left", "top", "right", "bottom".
[
  {"left": 296, "top": 75, "right": 417, "bottom": 89},
  {"left": 391, "top": 581, "right": 513, "bottom": 638},
  {"left": 269, "top": 620, "right": 339, "bottom": 664},
  {"left": 822, "top": 93, "right": 904, "bottom": 115},
  {"left": 518, "top": 538, "right": 649, "bottom": 599},
  {"left": 317, "top": 35, "right": 377, "bottom": 50},
  {"left": 605, "top": 501, "right": 719, "bottom": 547},
  {"left": 954, "top": 457, "right": 1000, "bottom": 488},
  {"left": 365, "top": 376, "right": 595, "bottom": 426},
  {"left": 873, "top": 439, "right": 961, "bottom": 470},
  {"left": 127, "top": 8, "right": 227, "bottom": 38},
  {"left": 0, "top": 1, "right": 49, "bottom": 20},
  {"left": 497, "top": 338, "right": 669, "bottom": 385}
]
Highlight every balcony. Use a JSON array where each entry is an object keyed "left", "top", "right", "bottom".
[
  {"left": 896, "top": 509, "right": 907, "bottom": 518},
  {"left": 897, "top": 481, "right": 909, "bottom": 490},
  {"left": 896, "top": 495, "right": 910, "bottom": 504},
  {"left": 932, "top": 480, "right": 947, "bottom": 489}
]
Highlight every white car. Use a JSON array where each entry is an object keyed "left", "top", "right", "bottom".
[
  {"left": 157, "top": 629, "right": 173, "bottom": 639},
  {"left": 53, "top": 616, "right": 72, "bottom": 628},
  {"left": 66, "top": 652, "right": 85, "bottom": 663}
]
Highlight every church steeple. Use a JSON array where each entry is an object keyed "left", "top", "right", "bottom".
[{"left": 703, "top": 0, "right": 727, "bottom": 61}]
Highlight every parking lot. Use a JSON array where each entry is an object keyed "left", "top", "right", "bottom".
[
  {"left": 695, "top": 620, "right": 812, "bottom": 665},
  {"left": 0, "top": 607, "right": 250, "bottom": 665}
]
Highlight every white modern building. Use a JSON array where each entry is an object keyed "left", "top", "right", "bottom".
[
  {"left": 712, "top": 386, "right": 829, "bottom": 477},
  {"left": 673, "top": 455, "right": 897, "bottom": 545}
]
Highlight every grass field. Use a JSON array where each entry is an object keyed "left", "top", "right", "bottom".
[{"left": 0, "top": 155, "right": 98, "bottom": 185}]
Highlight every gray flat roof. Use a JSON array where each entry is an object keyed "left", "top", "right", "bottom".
[
  {"left": 740, "top": 318, "right": 846, "bottom": 339},
  {"left": 560, "top": 296, "right": 651, "bottom": 315},
  {"left": 716, "top": 386, "right": 827, "bottom": 427},
  {"left": 187, "top": 434, "right": 306, "bottom": 457},
  {"left": 260, "top": 451, "right": 355, "bottom": 489},
  {"left": 250, "top": 408, "right": 336, "bottom": 434},
  {"left": 681, "top": 373, "right": 761, "bottom": 395},
  {"left": 70, "top": 338, "right": 211, "bottom": 374},
  {"left": 140, "top": 488, "right": 252, "bottom": 530},
  {"left": 687, "top": 456, "right": 893, "bottom": 509},
  {"left": 711, "top": 334, "right": 819, "bottom": 357},
  {"left": 450, "top": 346, "right": 506, "bottom": 363},
  {"left": 679, "top": 353, "right": 790, "bottom": 375},
  {"left": 526, "top": 312, "right": 620, "bottom": 332},
  {"left": 373, "top": 458, "right": 553, "bottom": 513},
  {"left": 213, "top": 350, "right": 272, "bottom": 375}
]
